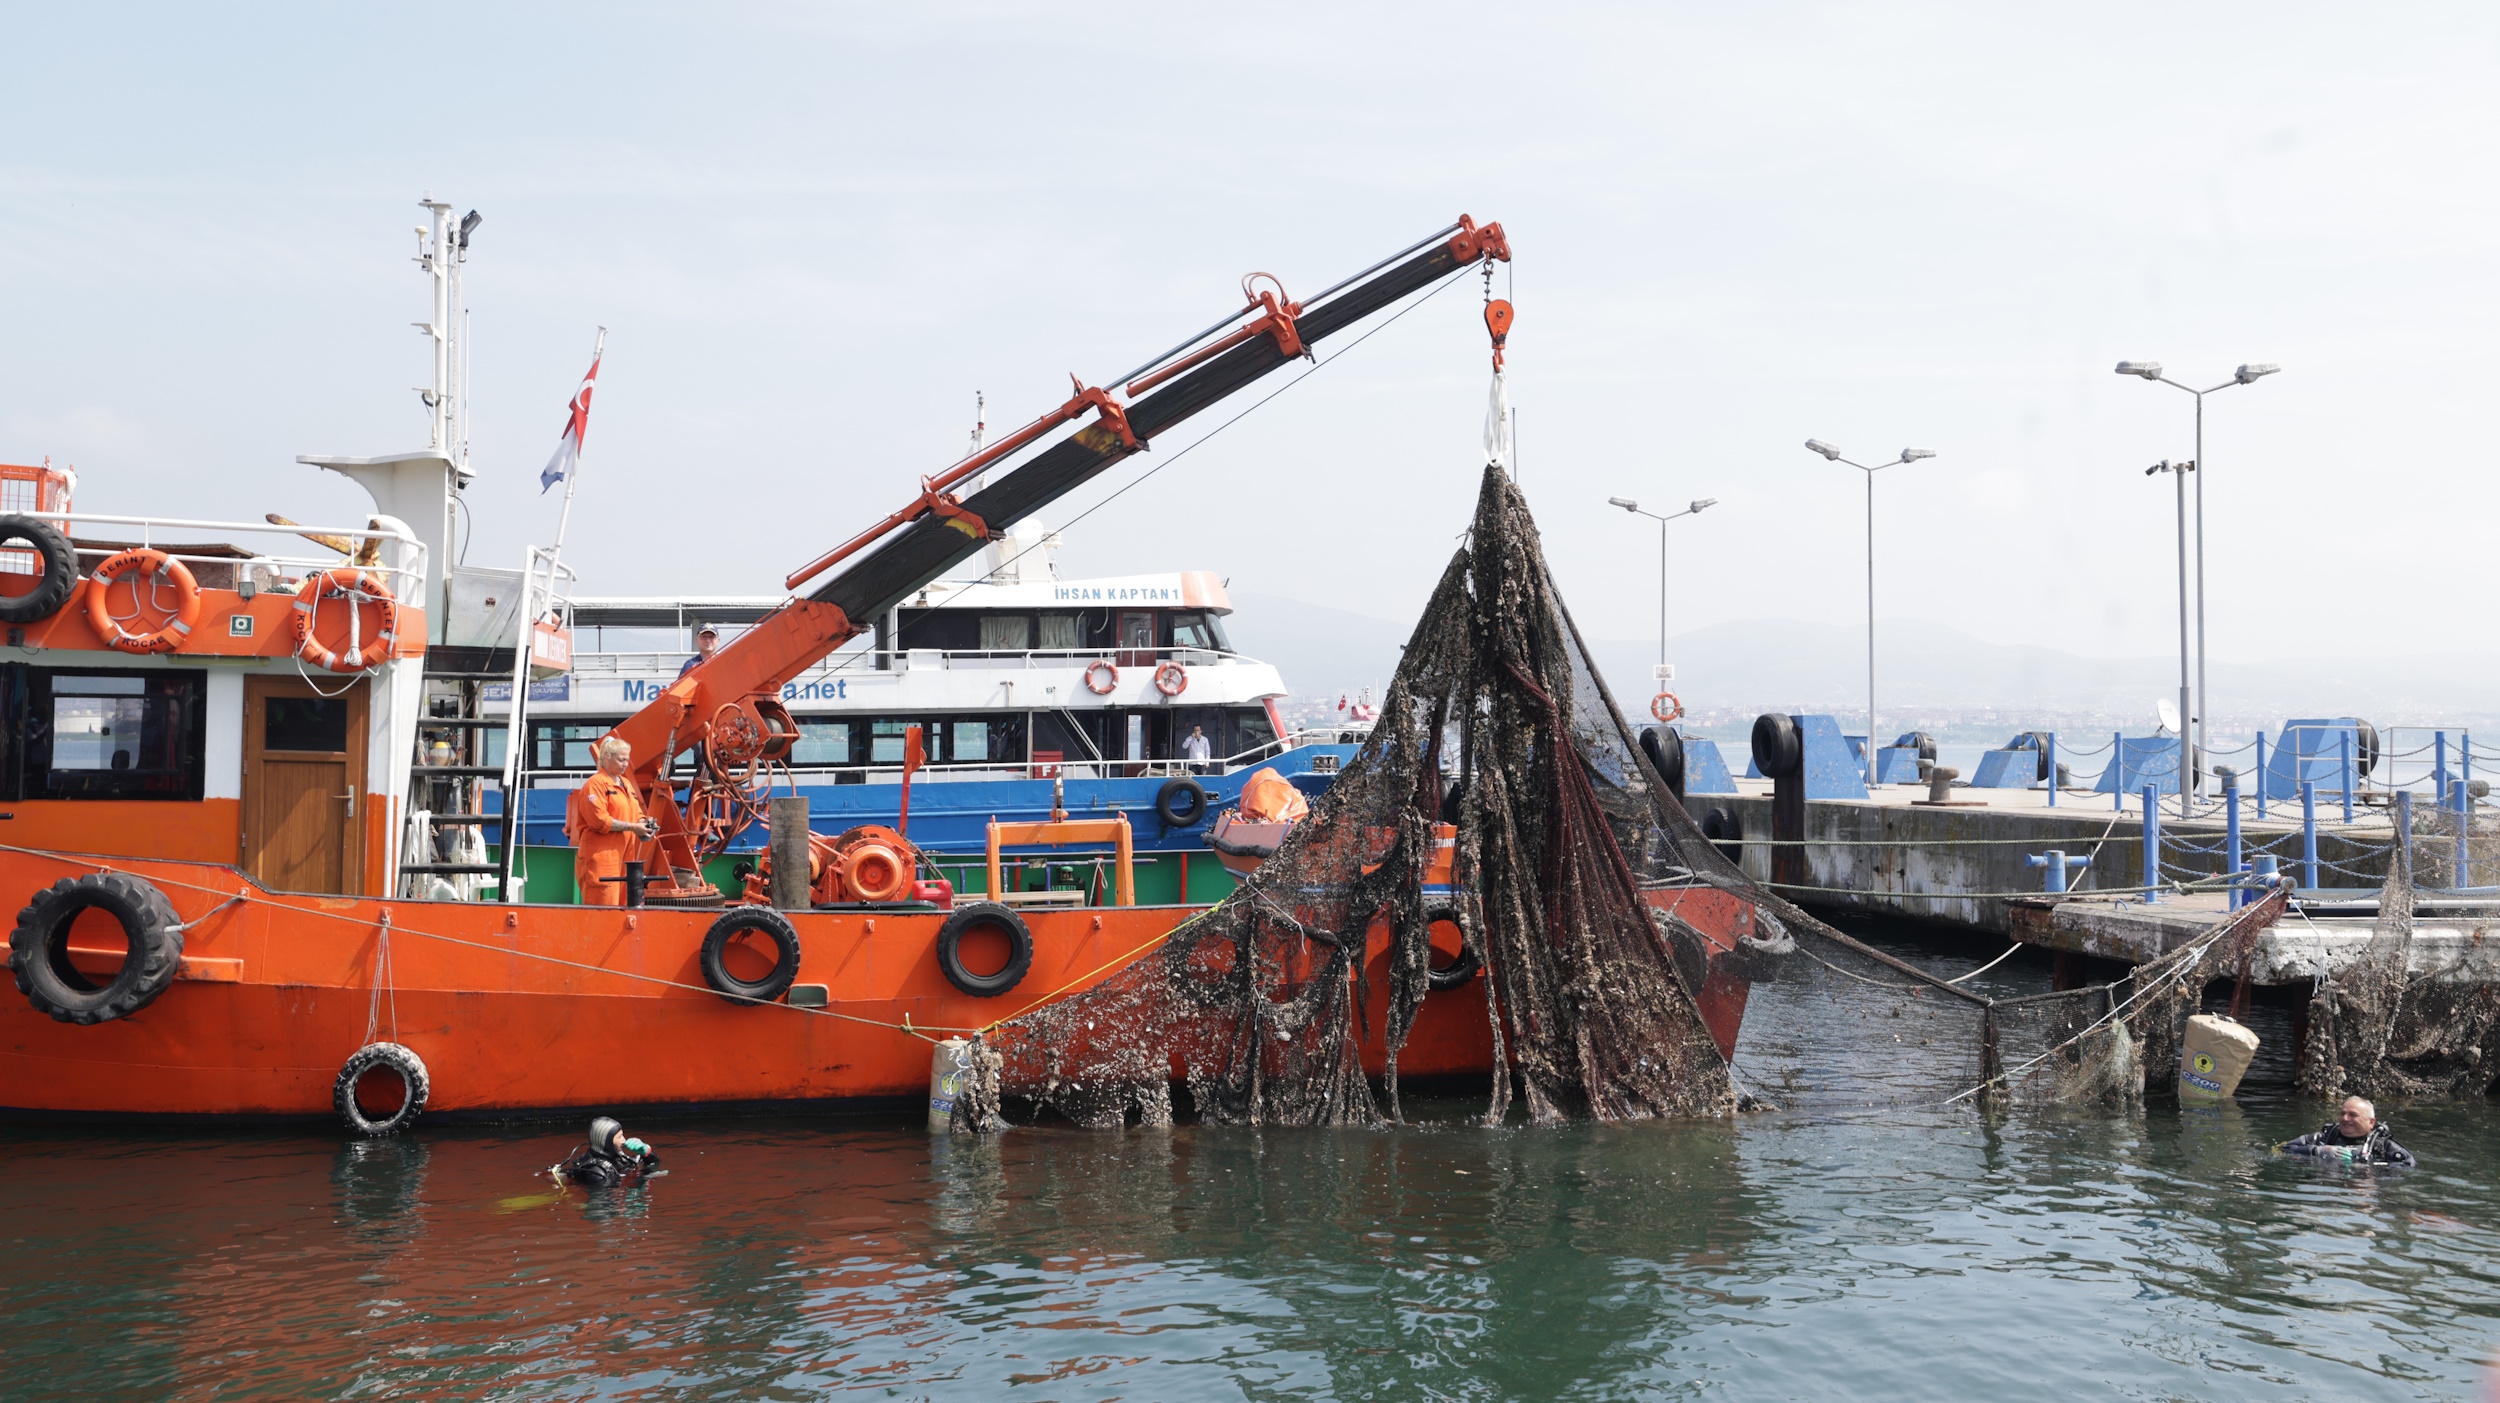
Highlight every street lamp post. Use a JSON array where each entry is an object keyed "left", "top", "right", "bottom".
[
  {"left": 1608, "top": 496, "right": 1719, "bottom": 682},
  {"left": 2146, "top": 459, "right": 2196, "bottom": 819},
  {"left": 1804, "top": 440, "right": 1936, "bottom": 785},
  {"left": 2115, "top": 360, "right": 2279, "bottom": 800}
]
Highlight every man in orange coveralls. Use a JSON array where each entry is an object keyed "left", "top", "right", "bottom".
[{"left": 568, "top": 736, "right": 657, "bottom": 905}]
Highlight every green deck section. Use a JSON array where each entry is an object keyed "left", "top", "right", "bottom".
[{"left": 494, "top": 844, "right": 1239, "bottom": 907}]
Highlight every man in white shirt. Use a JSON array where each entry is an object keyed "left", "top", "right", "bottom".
[{"left": 1181, "top": 724, "right": 1213, "bottom": 774}]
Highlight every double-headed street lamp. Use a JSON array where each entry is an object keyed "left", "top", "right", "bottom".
[
  {"left": 1608, "top": 496, "right": 1719, "bottom": 685},
  {"left": 1804, "top": 440, "right": 1936, "bottom": 785},
  {"left": 2115, "top": 360, "right": 2279, "bottom": 795}
]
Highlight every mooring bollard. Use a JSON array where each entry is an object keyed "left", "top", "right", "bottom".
[
  {"left": 2255, "top": 854, "right": 2279, "bottom": 895},
  {"left": 770, "top": 796, "right": 811, "bottom": 910},
  {"left": 2142, "top": 784, "right": 2162, "bottom": 903},
  {"left": 2221, "top": 768, "right": 2243, "bottom": 907},
  {"left": 2025, "top": 849, "right": 2091, "bottom": 893},
  {"left": 1926, "top": 765, "right": 1959, "bottom": 804},
  {"left": 2301, "top": 781, "right": 2320, "bottom": 890}
]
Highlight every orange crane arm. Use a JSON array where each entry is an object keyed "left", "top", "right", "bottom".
[{"left": 609, "top": 216, "right": 1511, "bottom": 887}]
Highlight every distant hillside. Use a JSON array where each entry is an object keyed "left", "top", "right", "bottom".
[{"left": 1228, "top": 594, "right": 2500, "bottom": 723}]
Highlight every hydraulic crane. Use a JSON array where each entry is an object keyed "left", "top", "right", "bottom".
[{"left": 608, "top": 215, "right": 1512, "bottom": 901}]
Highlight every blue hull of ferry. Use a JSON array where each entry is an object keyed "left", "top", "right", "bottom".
[{"left": 492, "top": 743, "right": 1356, "bottom": 857}]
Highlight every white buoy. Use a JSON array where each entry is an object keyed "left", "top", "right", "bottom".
[{"left": 2178, "top": 1013, "right": 2259, "bottom": 1101}]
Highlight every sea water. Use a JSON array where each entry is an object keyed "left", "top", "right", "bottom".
[{"left": 5, "top": 946, "right": 2497, "bottom": 1400}]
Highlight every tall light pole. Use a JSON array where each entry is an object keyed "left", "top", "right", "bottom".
[
  {"left": 1805, "top": 440, "right": 1936, "bottom": 785},
  {"left": 1607, "top": 495, "right": 1719, "bottom": 682},
  {"left": 2146, "top": 459, "right": 2196, "bottom": 819},
  {"left": 2115, "top": 360, "right": 2279, "bottom": 798}
]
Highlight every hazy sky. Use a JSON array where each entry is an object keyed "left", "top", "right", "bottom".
[{"left": 5, "top": 5, "right": 2494, "bottom": 674}]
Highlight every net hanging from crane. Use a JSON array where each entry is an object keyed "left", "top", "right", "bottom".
[{"left": 947, "top": 465, "right": 2151, "bottom": 1130}]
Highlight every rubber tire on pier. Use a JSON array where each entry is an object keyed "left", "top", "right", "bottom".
[
  {"left": 1154, "top": 777, "right": 1209, "bottom": 828},
  {"left": 2354, "top": 720, "right": 2380, "bottom": 779},
  {"left": 2015, "top": 730, "right": 2055, "bottom": 781},
  {"left": 1423, "top": 901, "right": 1477, "bottom": 991},
  {"left": 935, "top": 902, "right": 1033, "bottom": 998},
  {"left": 1639, "top": 726, "right": 1685, "bottom": 796},
  {"left": 0, "top": 515, "right": 78, "bottom": 625},
  {"left": 1699, "top": 807, "right": 1743, "bottom": 865},
  {"left": 1896, "top": 731, "right": 1937, "bottom": 763},
  {"left": 700, "top": 906, "right": 803, "bottom": 1005},
  {"left": 333, "top": 1041, "right": 430, "bottom": 1137},
  {"left": 8, "top": 873, "right": 184, "bottom": 1025},
  {"left": 1750, "top": 713, "right": 1801, "bottom": 780}
]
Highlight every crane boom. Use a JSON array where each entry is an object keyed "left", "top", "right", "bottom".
[{"left": 610, "top": 215, "right": 1510, "bottom": 894}]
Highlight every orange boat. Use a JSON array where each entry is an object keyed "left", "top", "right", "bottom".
[{"left": 0, "top": 205, "right": 1763, "bottom": 1131}]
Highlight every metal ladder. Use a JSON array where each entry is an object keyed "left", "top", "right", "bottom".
[{"left": 397, "top": 674, "right": 517, "bottom": 898}]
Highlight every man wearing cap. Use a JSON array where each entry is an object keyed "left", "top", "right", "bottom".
[{"left": 678, "top": 623, "right": 720, "bottom": 677}]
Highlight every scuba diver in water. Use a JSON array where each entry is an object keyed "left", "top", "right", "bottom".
[
  {"left": 2281, "top": 1096, "right": 2416, "bottom": 1166},
  {"left": 555, "top": 1116, "right": 662, "bottom": 1187}
]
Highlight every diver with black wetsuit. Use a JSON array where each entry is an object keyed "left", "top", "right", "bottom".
[
  {"left": 2281, "top": 1096, "right": 2416, "bottom": 1166},
  {"left": 555, "top": 1115, "right": 662, "bottom": 1187}
]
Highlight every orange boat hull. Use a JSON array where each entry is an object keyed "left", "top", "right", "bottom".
[{"left": 0, "top": 851, "right": 1757, "bottom": 1122}]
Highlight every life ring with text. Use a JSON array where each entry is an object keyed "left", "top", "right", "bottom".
[
  {"left": 1650, "top": 690, "right": 1683, "bottom": 724},
  {"left": 84, "top": 548, "right": 202, "bottom": 655},
  {"left": 1153, "top": 661, "right": 1188, "bottom": 697},
  {"left": 1083, "top": 659, "right": 1119, "bottom": 695},
  {"left": 292, "top": 568, "right": 400, "bottom": 673}
]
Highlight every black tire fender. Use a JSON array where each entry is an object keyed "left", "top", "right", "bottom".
[
  {"left": 1640, "top": 726, "right": 1686, "bottom": 797},
  {"left": 1699, "top": 806, "right": 1744, "bottom": 865},
  {"left": 1750, "top": 713, "right": 1802, "bottom": 779},
  {"left": 935, "top": 901, "right": 1033, "bottom": 998},
  {"left": 1154, "top": 777, "right": 1209, "bottom": 828},
  {"left": 8, "top": 873, "right": 184, "bottom": 1024},
  {"left": 0, "top": 514, "right": 78, "bottom": 625},
  {"left": 1423, "top": 900, "right": 1477, "bottom": 991},
  {"left": 700, "top": 906, "right": 802, "bottom": 1004},
  {"left": 334, "top": 1041, "right": 430, "bottom": 1137}
]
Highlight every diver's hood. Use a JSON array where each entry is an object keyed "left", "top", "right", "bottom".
[{"left": 588, "top": 1115, "right": 623, "bottom": 1154}]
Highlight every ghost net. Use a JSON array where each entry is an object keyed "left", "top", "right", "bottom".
[{"left": 949, "top": 465, "right": 2141, "bottom": 1131}]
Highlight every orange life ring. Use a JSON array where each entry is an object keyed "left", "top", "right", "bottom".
[
  {"left": 1153, "top": 661, "right": 1188, "bottom": 697},
  {"left": 85, "top": 548, "right": 202, "bottom": 655},
  {"left": 291, "top": 568, "right": 400, "bottom": 673},
  {"left": 1083, "top": 659, "right": 1118, "bottom": 695},
  {"left": 1650, "top": 690, "right": 1683, "bottom": 724}
]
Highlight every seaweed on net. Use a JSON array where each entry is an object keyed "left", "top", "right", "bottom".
[
  {"left": 2300, "top": 815, "right": 2500, "bottom": 1100},
  {"left": 950, "top": 465, "right": 2142, "bottom": 1129}
]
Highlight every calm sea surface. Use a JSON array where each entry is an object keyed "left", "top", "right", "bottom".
[{"left": 7, "top": 931, "right": 2498, "bottom": 1401}]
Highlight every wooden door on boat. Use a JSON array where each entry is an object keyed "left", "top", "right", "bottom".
[
  {"left": 1116, "top": 611, "right": 1155, "bottom": 669},
  {"left": 241, "top": 676, "right": 368, "bottom": 895}
]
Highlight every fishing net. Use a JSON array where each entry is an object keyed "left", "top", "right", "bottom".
[
  {"left": 951, "top": 465, "right": 2146, "bottom": 1129},
  {"left": 2300, "top": 829, "right": 2500, "bottom": 1100}
]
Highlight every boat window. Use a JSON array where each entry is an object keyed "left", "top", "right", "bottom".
[
  {"left": 1119, "top": 613, "right": 1155, "bottom": 650},
  {"left": 978, "top": 615, "right": 1030, "bottom": 652},
  {"left": 790, "top": 719, "right": 851, "bottom": 767},
  {"left": 264, "top": 697, "right": 349, "bottom": 753},
  {"left": 1231, "top": 705, "right": 1278, "bottom": 755},
  {"left": 870, "top": 719, "right": 913, "bottom": 763},
  {"left": 1167, "top": 612, "right": 1221, "bottom": 650},
  {"left": 895, "top": 609, "right": 977, "bottom": 652},
  {"left": 1037, "top": 613, "right": 1081, "bottom": 651},
  {"left": 20, "top": 667, "right": 206, "bottom": 801},
  {"left": 532, "top": 721, "right": 614, "bottom": 771},
  {"left": 950, "top": 715, "right": 990, "bottom": 760}
]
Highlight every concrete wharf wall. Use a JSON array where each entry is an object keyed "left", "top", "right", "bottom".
[{"left": 1693, "top": 785, "right": 2399, "bottom": 935}]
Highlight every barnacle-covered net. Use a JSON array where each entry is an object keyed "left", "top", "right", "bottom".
[
  {"left": 950, "top": 466, "right": 2150, "bottom": 1130},
  {"left": 2300, "top": 824, "right": 2500, "bottom": 1100}
]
